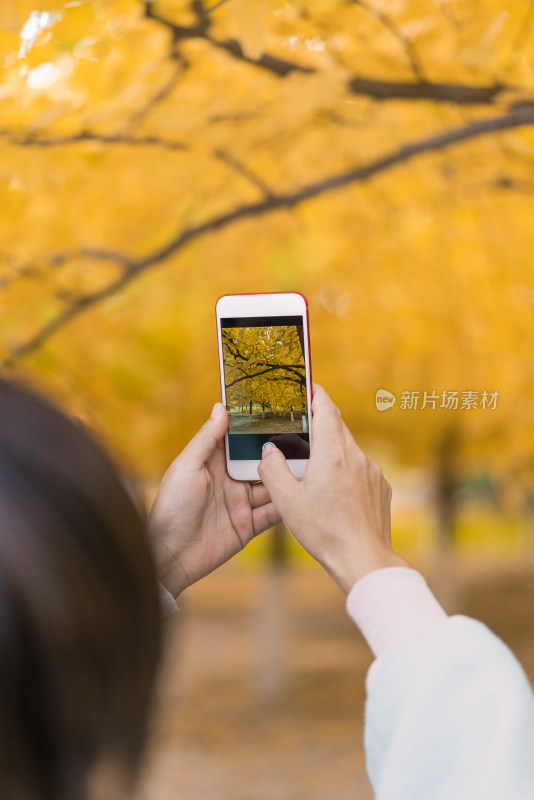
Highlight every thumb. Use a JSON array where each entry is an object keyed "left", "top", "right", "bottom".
[
  {"left": 257, "top": 443, "right": 299, "bottom": 515},
  {"left": 183, "top": 402, "right": 228, "bottom": 465}
]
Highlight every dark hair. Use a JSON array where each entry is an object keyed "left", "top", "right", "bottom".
[{"left": 0, "top": 379, "right": 162, "bottom": 800}]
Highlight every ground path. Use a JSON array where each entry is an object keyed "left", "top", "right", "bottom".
[
  {"left": 230, "top": 412, "right": 305, "bottom": 434},
  {"left": 138, "top": 553, "right": 534, "bottom": 800}
]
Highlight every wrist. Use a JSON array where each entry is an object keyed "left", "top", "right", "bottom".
[
  {"left": 327, "top": 545, "right": 409, "bottom": 595},
  {"left": 148, "top": 525, "right": 191, "bottom": 599},
  {"left": 157, "top": 558, "right": 190, "bottom": 599}
]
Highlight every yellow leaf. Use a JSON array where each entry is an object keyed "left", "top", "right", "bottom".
[{"left": 228, "top": 0, "right": 268, "bottom": 60}]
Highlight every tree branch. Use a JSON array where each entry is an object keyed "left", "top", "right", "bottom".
[
  {"left": 0, "top": 260, "right": 39, "bottom": 290},
  {"left": 6, "top": 104, "right": 534, "bottom": 363},
  {"left": 222, "top": 333, "right": 305, "bottom": 376},
  {"left": 226, "top": 364, "right": 305, "bottom": 390},
  {"left": 350, "top": 0, "right": 426, "bottom": 81},
  {"left": 3, "top": 72, "right": 506, "bottom": 156},
  {"left": 225, "top": 365, "right": 290, "bottom": 389},
  {"left": 210, "top": 37, "right": 314, "bottom": 77},
  {"left": 120, "top": 60, "right": 185, "bottom": 132},
  {"left": 205, "top": 0, "right": 230, "bottom": 13},
  {"left": 2, "top": 276, "right": 134, "bottom": 365},
  {"left": 222, "top": 333, "right": 250, "bottom": 363},
  {"left": 143, "top": 0, "right": 314, "bottom": 77},
  {"left": 0, "top": 130, "right": 188, "bottom": 151},
  {"left": 215, "top": 149, "right": 275, "bottom": 199},
  {"left": 144, "top": 0, "right": 209, "bottom": 39},
  {"left": 348, "top": 75, "right": 506, "bottom": 104},
  {"left": 142, "top": 0, "right": 509, "bottom": 104},
  {"left": 49, "top": 247, "right": 133, "bottom": 270}
]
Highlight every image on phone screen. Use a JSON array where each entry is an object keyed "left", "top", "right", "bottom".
[{"left": 220, "top": 314, "right": 311, "bottom": 461}]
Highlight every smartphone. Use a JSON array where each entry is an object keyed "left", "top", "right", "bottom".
[{"left": 216, "top": 292, "right": 312, "bottom": 481}]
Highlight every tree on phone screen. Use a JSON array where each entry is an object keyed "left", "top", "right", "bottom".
[{"left": 222, "top": 325, "right": 307, "bottom": 428}]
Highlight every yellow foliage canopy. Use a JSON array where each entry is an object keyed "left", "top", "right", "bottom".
[
  {"left": 222, "top": 325, "right": 307, "bottom": 415},
  {"left": 0, "top": 0, "right": 534, "bottom": 489}
]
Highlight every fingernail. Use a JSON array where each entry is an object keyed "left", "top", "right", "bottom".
[
  {"left": 211, "top": 402, "right": 223, "bottom": 419},
  {"left": 262, "top": 442, "right": 277, "bottom": 458}
]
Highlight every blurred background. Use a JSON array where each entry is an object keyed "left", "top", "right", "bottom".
[{"left": 2, "top": 1, "right": 534, "bottom": 797}]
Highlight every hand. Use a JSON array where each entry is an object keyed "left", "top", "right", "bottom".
[
  {"left": 258, "top": 384, "right": 408, "bottom": 594},
  {"left": 148, "top": 403, "right": 281, "bottom": 597}
]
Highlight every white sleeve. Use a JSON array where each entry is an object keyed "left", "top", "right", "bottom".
[
  {"left": 345, "top": 567, "right": 534, "bottom": 799},
  {"left": 346, "top": 566, "right": 447, "bottom": 690},
  {"left": 157, "top": 580, "right": 178, "bottom": 619},
  {"left": 364, "top": 615, "right": 534, "bottom": 799}
]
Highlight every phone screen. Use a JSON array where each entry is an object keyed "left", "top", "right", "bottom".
[{"left": 220, "top": 314, "right": 311, "bottom": 461}]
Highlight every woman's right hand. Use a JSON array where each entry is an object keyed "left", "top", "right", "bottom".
[{"left": 257, "top": 384, "right": 408, "bottom": 594}]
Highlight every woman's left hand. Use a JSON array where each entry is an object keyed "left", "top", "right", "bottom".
[{"left": 148, "top": 403, "right": 280, "bottom": 598}]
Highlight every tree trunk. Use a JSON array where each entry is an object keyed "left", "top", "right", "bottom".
[
  {"left": 431, "top": 426, "right": 461, "bottom": 611},
  {"left": 249, "top": 399, "right": 253, "bottom": 425},
  {"left": 436, "top": 439, "right": 456, "bottom": 552},
  {"left": 255, "top": 525, "right": 289, "bottom": 698},
  {"left": 271, "top": 523, "right": 288, "bottom": 566},
  {"left": 262, "top": 403, "right": 265, "bottom": 419}
]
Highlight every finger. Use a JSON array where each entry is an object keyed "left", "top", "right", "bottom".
[
  {"left": 310, "top": 384, "right": 344, "bottom": 455},
  {"left": 182, "top": 403, "right": 228, "bottom": 466},
  {"left": 257, "top": 444, "right": 299, "bottom": 516},
  {"left": 251, "top": 501, "right": 282, "bottom": 536},
  {"left": 340, "top": 416, "right": 366, "bottom": 458},
  {"left": 249, "top": 481, "right": 272, "bottom": 508}
]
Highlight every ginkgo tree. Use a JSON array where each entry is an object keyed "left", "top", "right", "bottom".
[
  {"left": 1, "top": 0, "right": 534, "bottom": 551},
  {"left": 222, "top": 325, "right": 306, "bottom": 416}
]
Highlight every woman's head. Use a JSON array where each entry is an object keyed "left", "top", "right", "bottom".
[{"left": 0, "top": 379, "right": 161, "bottom": 800}]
